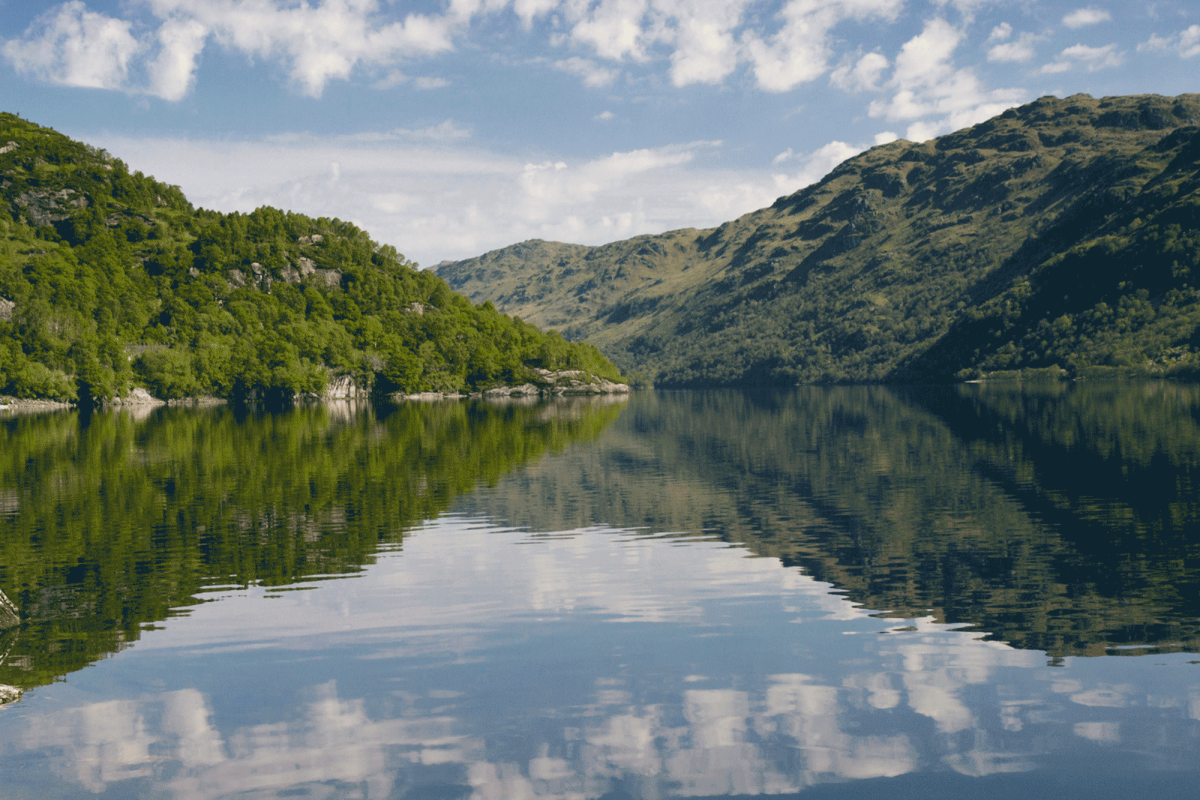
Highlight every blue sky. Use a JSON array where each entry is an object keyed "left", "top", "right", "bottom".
[{"left": 2, "top": 0, "right": 1197, "bottom": 267}]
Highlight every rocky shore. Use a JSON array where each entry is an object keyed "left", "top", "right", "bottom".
[
  {"left": 0, "top": 397, "right": 75, "bottom": 414},
  {"left": 2, "top": 370, "right": 630, "bottom": 412},
  {"left": 392, "top": 369, "right": 631, "bottom": 402}
]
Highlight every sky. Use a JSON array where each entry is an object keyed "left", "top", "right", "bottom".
[{"left": 1, "top": 1, "right": 1197, "bottom": 267}]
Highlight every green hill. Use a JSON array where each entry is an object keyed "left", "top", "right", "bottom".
[
  {"left": 436, "top": 93, "right": 1200, "bottom": 386},
  {"left": 0, "top": 113, "right": 623, "bottom": 404}
]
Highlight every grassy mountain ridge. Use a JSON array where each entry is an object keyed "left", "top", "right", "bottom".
[
  {"left": 0, "top": 113, "right": 623, "bottom": 403},
  {"left": 437, "top": 93, "right": 1200, "bottom": 385}
]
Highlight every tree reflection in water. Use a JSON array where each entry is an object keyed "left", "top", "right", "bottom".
[{"left": 1, "top": 384, "right": 1199, "bottom": 799}]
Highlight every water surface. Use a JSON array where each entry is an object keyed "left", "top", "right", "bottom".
[{"left": 1, "top": 385, "right": 1198, "bottom": 799}]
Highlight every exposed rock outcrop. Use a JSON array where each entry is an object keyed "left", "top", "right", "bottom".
[
  {"left": 392, "top": 369, "right": 630, "bottom": 401},
  {"left": 530, "top": 368, "right": 630, "bottom": 395},
  {"left": 12, "top": 187, "right": 88, "bottom": 226},
  {"left": 323, "top": 375, "right": 369, "bottom": 400},
  {"left": 106, "top": 387, "right": 165, "bottom": 406}
]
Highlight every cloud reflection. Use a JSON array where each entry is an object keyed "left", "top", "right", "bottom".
[{"left": 4, "top": 523, "right": 1199, "bottom": 798}]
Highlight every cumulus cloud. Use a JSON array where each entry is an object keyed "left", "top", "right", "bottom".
[
  {"left": 553, "top": 56, "right": 619, "bottom": 87},
  {"left": 1139, "top": 25, "right": 1200, "bottom": 59},
  {"left": 1040, "top": 42, "right": 1124, "bottom": 73},
  {"left": 563, "top": 0, "right": 654, "bottom": 61},
  {"left": 2, "top": 1, "right": 142, "bottom": 91},
  {"left": 830, "top": 52, "right": 890, "bottom": 93},
  {"left": 3, "top": 0, "right": 458, "bottom": 99},
  {"left": 1062, "top": 7, "right": 1112, "bottom": 28},
  {"left": 987, "top": 32, "right": 1040, "bottom": 63},
  {"left": 148, "top": 18, "right": 208, "bottom": 101},
  {"left": 743, "top": 0, "right": 905, "bottom": 93},
  {"left": 147, "top": 0, "right": 458, "bottom": 97},
  {"left": 867, "top": 18, "right": 1024, "bottom": 142},
  {"left": 2, "top": 0, "right": 1003, "bottom": 102},
  {"left": 664, "top": 0, "right": 748, "bottom": 87},
  {"left": 988, "top": 22, "right": 1012, "bottom": 42},
  {"left": 513, "top": 0, "right": 560, "bottom": 28},
  {"left": 547, "top": 0, "right": 906, "bottom": 92}
]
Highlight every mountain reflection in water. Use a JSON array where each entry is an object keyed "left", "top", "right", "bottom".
[{"left": 0, "top": 384, "right": 1198, "bottom": 799}]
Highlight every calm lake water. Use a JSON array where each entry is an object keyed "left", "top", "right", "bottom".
[{"left": 1, "top": 384, "right": 1199, "bottom": 799}]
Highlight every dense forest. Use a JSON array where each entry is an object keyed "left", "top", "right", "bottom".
[
  {"left": 438, "top": 93, "right": 1200, "bottom": 386},
  {"left": 0, "top": 113, "right": 624, "bottom": 404}
]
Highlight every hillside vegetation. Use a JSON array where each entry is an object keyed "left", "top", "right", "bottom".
[
  {"left": 0, "top": 113, "right": 623, "bottom": 404},
  {"left": 437, "top": 93, "right": 1200, "bottom": 386}
]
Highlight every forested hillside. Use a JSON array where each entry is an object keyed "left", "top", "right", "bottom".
[
  {"left": 0, "top": 113, "right": 623, "bottom": 403},
  {"left": 438, "top": 93, "right": 1200, "bottom": 386}
]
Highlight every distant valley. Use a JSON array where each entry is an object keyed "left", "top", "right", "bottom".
[{"left": 437, "top": 93, "right": 1200, "bottom": 386}]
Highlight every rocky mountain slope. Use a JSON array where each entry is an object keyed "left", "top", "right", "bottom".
[{"left": 437, "top": 93, "right": 1200, "bottom": 385}]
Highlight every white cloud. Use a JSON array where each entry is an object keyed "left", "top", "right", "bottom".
[
  {"left": 4, "top": 0, "right": 461, "bottom": 100},
  {"left": 987, "top": 32, "right": 1040, "bottom": 63},
  {"left": 148, "top": 19, "right": 209, "bottom": 101},
  {"left": 867, "top": 18, "right": 1024, "bottom": 142},
  {"left": 563, "top": 0, "right": 654, "bottom": 62},
  {"left": 513, "top": 0, "right": 560, "bottom": 28},
  {"left": 148, "top": 0, "right": 459, "bottom": 97},
  {"left": 1, "top": 0, "right": 1013, "bottom": 103},
  {"left": 1139, "top": 25, "right": 1200, "bottom": 59},
  {"left": 1062, "top": 7, "right": 1112, "bottom": 28},
  {"left": 373, "top": 69, "right": 409, "bottom": 89},
  {"left": 743, "top": 0, "right": 905, "bottom": 93},
  {"left": 595, "top": 110, "right": 615, "bottom": 120},
  {"left": 772, "top": 140, "right": 863, "bottom": 195},
  {"left": 2, "top": 1, "right": 142, "bottom": 91},
  {"left": 988, "top": 22, "right": 1012, "bottom": 42},
  {"left": 664, "top": 0, "right": 748, "bottom": 87},
  {"left": 414, "top": 76, "right": 450, "bottom": 90},
  {"left": 1038, "top": 60, "right": 1072, "bottom": 73},
  {"left": 553, "top": 56, "right": 619, "bottom": 87},
  {"left": 1041, "top": 42, "right": 1123, "bottom": 72},
  {"left": 88, "top": 131, "right": 778, "bottom": 266},
  {"left": 831, "top": 52, "right": 890, "bottom": 93}
]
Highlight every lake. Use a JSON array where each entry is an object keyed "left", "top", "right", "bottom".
[{"left": 1, "top": 383, "right": 1199, "bottom": 799}]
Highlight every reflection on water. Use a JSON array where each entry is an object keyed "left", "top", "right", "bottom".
[
  {"left": 0, "top": 384, "right": 1199, "bottom": 798},
  {"left": 0, "top": 398, "right": 623, "bottom": 693},
  {"left": 2, "top": 522, "right": 1198, "bottom": 799},
  {"left": 458, "top": 384, "right": 1200, "bottom": 656}
]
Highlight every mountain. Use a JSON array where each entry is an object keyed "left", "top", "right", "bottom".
[
  {"left": 436, "top": 93, "right": 1200, "bottom": 386},
  {"left": 0, "top": 113, "right": 623, "bottom": 404}
]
